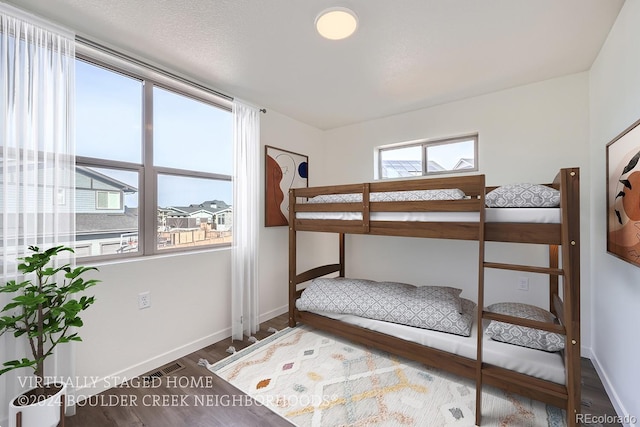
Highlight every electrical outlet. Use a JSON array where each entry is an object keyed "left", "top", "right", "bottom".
[
  {"left": 517, "top": 277, "right": 529, "bottom": 291},
  {"left": 138, "top": 292, "right": 151, "bottom": 309}
]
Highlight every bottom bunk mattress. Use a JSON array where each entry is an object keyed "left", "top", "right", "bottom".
[{"left": 299, "top": 309, "right": 566, "bottom": 385}]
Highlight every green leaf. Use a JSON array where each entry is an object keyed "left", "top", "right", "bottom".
[
  {"left": 69, "top": 318, "right": 84, "bottom": 327},
  {"left": 0, "top": 359, "right": 36, "bottom": 375},
  {"left": 13, "top": 330, "right": 27, "bottom": 338}
]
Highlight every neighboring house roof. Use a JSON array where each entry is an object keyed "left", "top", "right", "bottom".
[
  {"left": 427, "top": 160, "right": 445, "bottom": 172},
  {"left": 381, "top": 160, "right": 446, "bottom": 177},
  {"left": 382, "top": 158, "right": 477, "bottom": 176},
  {"left": 381, "top": 160, "right": 422, "bottom": 177},
  {"left": 192, "top": 200, "right": 231, "bottom": 210},
  {"left": 76, "top": 166, "right": 138, "bottom": 193},
  {"left": 161, "top": 207, "right": 189, "bottom": 217},
  {"left": 164, "top": 200, "right": 232, "bottom": 217},
  {"left": 76, "top": 207, "right": 138, "bottom": 235},
  {"left": 453, "top": 158, "right": 474, "bottom": 170}
]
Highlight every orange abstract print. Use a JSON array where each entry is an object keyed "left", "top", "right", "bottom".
[{"left": 607, "top": 118, "right": 640, "bottom": 267}]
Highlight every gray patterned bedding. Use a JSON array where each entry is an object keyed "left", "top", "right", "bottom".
[
  {"left": 306, "top": 188, "right": 467, "bottom": 204},
  {"left": 296, "top": 277, "right": 475, "bottom": 336}
]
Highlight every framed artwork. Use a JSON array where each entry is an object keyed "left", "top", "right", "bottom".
[
  {"left": 607, "top": 117, "right": 640, "bottom": 267},
  {"left": 265, "top": 146, "right": 308, "bottom": 227}
]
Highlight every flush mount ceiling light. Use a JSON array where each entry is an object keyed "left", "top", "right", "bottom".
[{"left": 315, "top": 7, "right": 358, "bottom": 40}]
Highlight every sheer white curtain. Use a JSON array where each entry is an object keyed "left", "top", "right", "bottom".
[
  {"left": 231, "top": 100, "right": 260, "bottom": 341},
  {"left": 0, "top": 3, "right": 76, "bottom": 416}
]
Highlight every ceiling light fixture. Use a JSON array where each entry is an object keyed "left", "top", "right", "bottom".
[{"left": 315, "top": 7, "right": 358, "bottom": 40}]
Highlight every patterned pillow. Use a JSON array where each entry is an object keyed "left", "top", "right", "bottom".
[
  {"left": 370, "top": 189, "right": 466, "bottom": 202},
  {"left": 485, "top": 183, "right": 560, "bottom": 208},
  {"left": 485, "top": 302, "right": 565, "bottom": 352},
  {"left": 296, "top": 278, "right": 474, "bottom": 336},
  {"left": 307, "top": 193, "right": 362, "bottom": 203},
  {"left": 457, "top": 298, "right": 476, "bottom": 337}
]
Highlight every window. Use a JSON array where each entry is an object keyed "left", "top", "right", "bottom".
[
  {"left": 378, "top": 135, "right": 478, "bottom": 179},
  {"left": 96, "top": 191, "right": 121, "bottom": 210},
  {"left": 75, "top": 56, "right": 232, "bottom": 260}
]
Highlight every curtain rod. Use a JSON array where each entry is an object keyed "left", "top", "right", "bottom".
[
  {"left": 76, "top": 35, "right": 233, "bottom": 102},
  {"left": 75, "top": 36, "right": 268, "bottom": 114}
]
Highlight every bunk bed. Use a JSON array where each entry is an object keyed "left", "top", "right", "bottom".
[{"left": 288, "top": 168, "right": 580, "bottom": 426}]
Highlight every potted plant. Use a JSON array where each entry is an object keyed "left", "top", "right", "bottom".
[{"left": 0, "top": 245, "right": 99, "bottom": 427}]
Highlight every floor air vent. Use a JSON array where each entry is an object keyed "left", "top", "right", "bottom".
[{"left": 141, "top": 361, "right": 185, "bottom": 383}]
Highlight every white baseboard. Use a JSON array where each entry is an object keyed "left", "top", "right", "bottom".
[
  {"left": 73, "top": 327, "right": 231, "bottom": 400},
  {"left": 71, "top": 305, "right": 288, "bottom": 401},
  {"left": 6, "top": 306, "right": 288, "bottom": 418},
  {"left": 590, "top": 351, "right": 637, "bottom": 427},
  {"left": 259, "top": 304, "right": 288, "bottom": 325}
]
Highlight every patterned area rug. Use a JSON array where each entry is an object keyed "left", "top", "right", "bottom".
[{"left": 208, "top": 325, "right": 566, "bottom": 427}]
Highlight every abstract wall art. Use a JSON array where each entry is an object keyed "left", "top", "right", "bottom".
[
  {"left": 607, "top": 117, "right": 640, "bottom": 267},
  {"left": 265, "top": 146, "right": 308, "bottom": 227}
]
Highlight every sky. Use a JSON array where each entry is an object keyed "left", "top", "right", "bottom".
[{"left": 75, "top": 59, "right": 233, "bottom": 208}]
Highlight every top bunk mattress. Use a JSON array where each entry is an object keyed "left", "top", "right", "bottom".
[
  {"left": 296, "top": 208, "right": 560, "bottom": 223},
  {"left": 295, "top": 187, "right": 560, "bottom": 223}
]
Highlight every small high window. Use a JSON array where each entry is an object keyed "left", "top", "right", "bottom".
[{"left": 378, "top": 135, "right": 478, "bottom": 179}]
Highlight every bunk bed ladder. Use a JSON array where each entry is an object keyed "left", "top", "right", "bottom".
[
  {"left": 476, "top": 168, "right": 581, "bottom": 427},
  {"left": 478, "top": 253, "right": 568, "bottom": 426}
]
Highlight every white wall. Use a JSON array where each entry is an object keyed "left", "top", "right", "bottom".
[
  {"left": 322, "top": 73, "right": 591, "bottom": 349},
  {"left": 75, "top": 250, "right": 232, "bottom": 397},
  {"left": 258, "top": 109, "right": 333, "bottom": 323},
  {"left": 589, "top": 1, "right": 640, "bottom": 424}
]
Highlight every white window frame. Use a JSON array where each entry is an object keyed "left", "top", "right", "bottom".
[{"left": 377, "top": 134, "right": 478, "bottom": 179}]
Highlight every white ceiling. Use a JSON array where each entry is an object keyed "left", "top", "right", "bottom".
[{"left": 7, "top": 0, "right": 625, "bottom": 130}]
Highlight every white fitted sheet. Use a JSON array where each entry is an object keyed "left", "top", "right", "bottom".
[
  {"left": 296, "top": 207, "right": 560, "bottom": 223},
  {"left": 304, "top": 310, "right": 565, "bottom": 385}
]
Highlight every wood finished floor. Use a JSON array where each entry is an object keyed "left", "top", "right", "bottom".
[{"left": 65, "top": 313, "right": 620, "bottom": 427}]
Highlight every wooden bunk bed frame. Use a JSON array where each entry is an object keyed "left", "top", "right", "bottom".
[{"left": 288, "top": 167, "right": 581, "bottom": 426}]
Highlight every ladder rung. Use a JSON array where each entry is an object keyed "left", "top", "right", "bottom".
[
  {"left": 484, "top": 262, "right": 563, "bottom": 276},
  {"left": 483, "top": 311, "right": 566, "bottom": 334}
]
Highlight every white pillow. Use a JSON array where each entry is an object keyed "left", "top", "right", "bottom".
[{"left": 486, "top": 183, "right": 560, "bottom": 208}]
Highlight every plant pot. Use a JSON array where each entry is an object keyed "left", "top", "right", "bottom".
[{"left": 8, "top": 382, "right": 66, "bottom": 427}]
